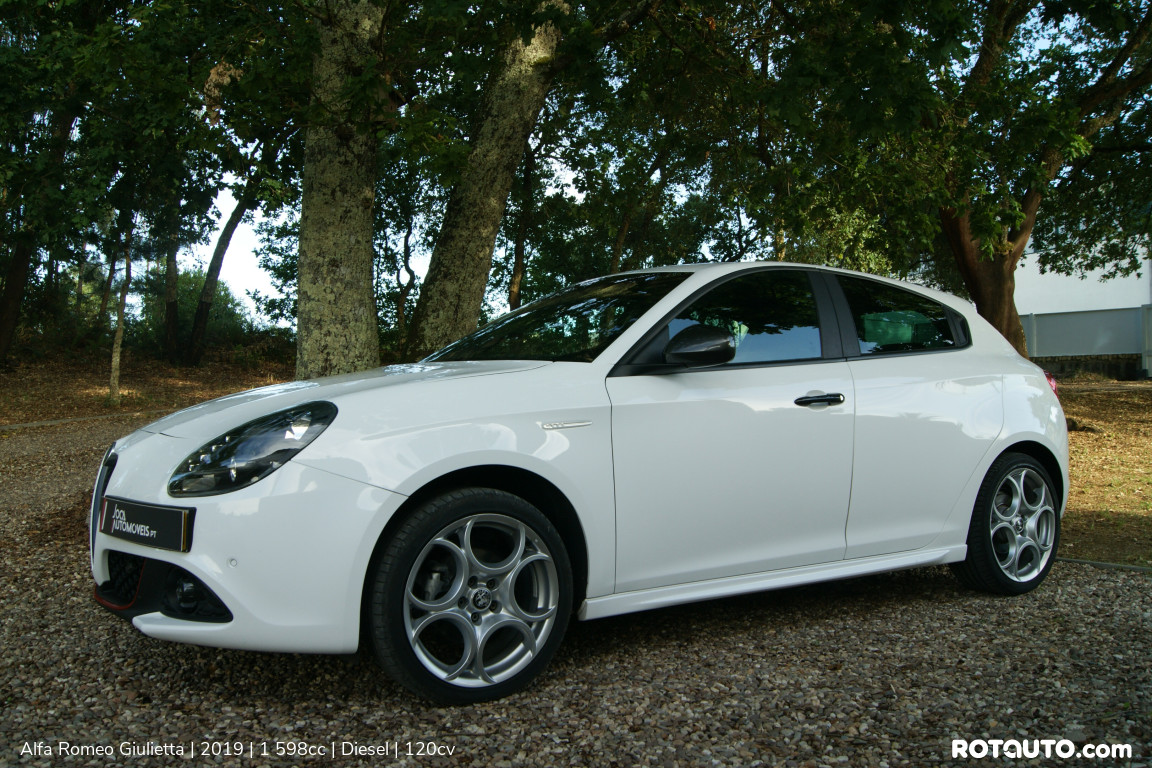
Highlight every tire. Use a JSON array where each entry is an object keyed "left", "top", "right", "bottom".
[
  {"left": 951, "top": 452, "right": 1060, "bottom": 595},
  {"left": 368, "top": 488, "right": 572, "bottom": 704}
]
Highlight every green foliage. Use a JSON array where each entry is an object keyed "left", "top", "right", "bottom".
[
  {"left": 253, "top": 131, "right": 435, "bottom": 359},
  {"left": 1033, "top": 96, "right": 1152, "bottom": 277},
  {"left": 131, "top": 267, "right": 254, "bottom": 354},
  {"left": 5, "top": 0, "right": 1148, "bottom": 365},
  {"left": 707, "top": 0, "right": 1152, "bottom": 301},
  {"left": 17, "top": 257, "right": 110, "bottom": 348},
  {"left": 252, "top": 211, "right": 300, "bottom": 328}
]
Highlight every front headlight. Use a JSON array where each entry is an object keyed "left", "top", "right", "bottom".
[{"left": 168, "top": 401, "right": 338, "bottom": 497}]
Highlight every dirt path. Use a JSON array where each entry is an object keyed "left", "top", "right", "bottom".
[{"left": 0, "top": 415, "right": 155, "bottom": 526}]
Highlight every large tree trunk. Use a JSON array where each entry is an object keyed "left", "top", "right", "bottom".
[
  {"left": 940, "top": 207, "right": 1028, "bottom": 356},
  {"left": 404, "top": 0, "right": 658, "bottom": 358},
  {"left": 186, "top": 188, "right": 255, "bottom": 366},
  {"left": 295, "top": 1, "right": 384, "bottom": 379},
  {"left": 405, "top": 7, "right": 567, "bottom": 360}
]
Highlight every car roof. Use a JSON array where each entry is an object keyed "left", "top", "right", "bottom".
[{"left": 620, "top": 261, "right": 972, "bottom": 310}]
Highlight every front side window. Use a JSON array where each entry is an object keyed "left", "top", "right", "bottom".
[
  {"left": 838, "top": 276, "right": 957, "bottom": 355},
  {"left": 667, "top": 269, "right": 824, "bottom": 364},
  {"left": 428, "top": 272, "right": 690, "bottom": 363}
]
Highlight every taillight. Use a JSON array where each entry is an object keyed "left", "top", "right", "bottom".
[{"left": 1044, "top": 370, "right": 1059, "bottom": 399}]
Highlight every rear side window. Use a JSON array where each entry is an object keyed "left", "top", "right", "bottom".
[{"left": 838, "top": 277, "right": 957, "bottom": 356}]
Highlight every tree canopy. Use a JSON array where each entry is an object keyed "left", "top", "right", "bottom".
[{"left": 2, "top": 0, "right": 1148, "bottom": 371}]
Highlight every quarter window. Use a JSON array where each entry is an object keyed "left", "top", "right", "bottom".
[
  {"left": 838, "top": 277, "right": 957, "bottom": 355},
  {"left": 669, "top": 270, "right": 823, "bottom": 364}
]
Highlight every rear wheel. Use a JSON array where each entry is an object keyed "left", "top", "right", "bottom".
[
  {"left": 368, "top": 488, "right": 572, "bottom": 704},
  {"left": 952, "top": 453, "right": 1060, "bottom": 595}
]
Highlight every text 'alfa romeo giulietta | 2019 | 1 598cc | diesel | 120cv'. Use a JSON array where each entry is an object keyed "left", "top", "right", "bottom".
[{"left": 88, "top": 261, "right": 1068, "bottom": 704}]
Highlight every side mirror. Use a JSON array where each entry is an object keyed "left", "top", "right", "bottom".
[{"left": 663, "top": 324, "right": 735, "bottom": 367}]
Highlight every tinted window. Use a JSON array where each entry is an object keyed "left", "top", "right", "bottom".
[
  {"left": 669, "top": 270, "right": 823, "bottom": 364},
  {"left": 839, "top": 277, "right": 956, "bottom": 355},
  {"left": 428, "top": 272, "right": 690, "bottom": 363}
]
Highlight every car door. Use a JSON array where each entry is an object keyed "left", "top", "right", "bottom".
[
  {"left": 606, "top": 269, "right": 855, "bottom": 593},
  {"left": 829, "top": 274, "right": 1005, "bottom": 559}
]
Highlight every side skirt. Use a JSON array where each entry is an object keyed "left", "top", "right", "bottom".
[{"left": 578, "top": 545, "right": 967, "bottom": 621}]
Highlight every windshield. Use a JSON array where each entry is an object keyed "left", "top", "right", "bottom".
[{"left": 427, "top": 272, "right": 690, "bottom": 363}]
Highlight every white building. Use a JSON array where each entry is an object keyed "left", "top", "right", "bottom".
[{"left": 1014, "top": 256, "right": 1152, "bottom": 378}]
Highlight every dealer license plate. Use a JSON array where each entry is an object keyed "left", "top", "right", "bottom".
[{"left": 99, "top": 497, "right": 195, "bottom": 553}]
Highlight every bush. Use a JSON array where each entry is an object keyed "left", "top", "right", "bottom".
[{"left": 130, "top": 268, "right": 257, "bottom": 357}]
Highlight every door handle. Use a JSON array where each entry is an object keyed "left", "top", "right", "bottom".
[{"left": 794, "top": 393, "right": 845, "bottom": 407}]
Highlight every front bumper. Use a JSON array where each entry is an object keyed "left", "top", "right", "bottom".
[{"left": 90, "top": 430, "right": 402, "bottom": 654}]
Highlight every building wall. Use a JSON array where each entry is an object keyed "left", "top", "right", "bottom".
[
  {"left": 1021, "top": 307, "right": 1146, "bottom": 357},
  {"left": 1014, "top": 256, "right": 1152, "bottom": 378},
  {"left": 1013, "top": 257, "right": 1151, "bottom": 315}
]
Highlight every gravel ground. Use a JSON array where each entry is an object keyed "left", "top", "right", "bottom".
[{"left": 1, "top": 418, "right": 1149, "bottom": 767}]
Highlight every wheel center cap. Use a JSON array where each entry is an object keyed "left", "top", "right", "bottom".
[{"left": 471, "top": 588, "right": 493, "bottom": 610}]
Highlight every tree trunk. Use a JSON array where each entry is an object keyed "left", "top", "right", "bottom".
[
  {"left": 508, "top": 230, "right": 528, "bottom": 310},
  {"left": 163, "top": 225, "right": 180, "bottom": 364},
  {"left": 92, "top": 251, "right": 117, "bottom": 338},
  {"left": 773, "top": 219, "right": 788, "bottom": 261},
  {"left": 508, "top": 144, "right": 536, "bottom": 310},
  {"left": 0, "top": 238, "right": 35, "bottom": 364},
  {"left": 940, "top": 207, "right": 1028, "bottom": 356},
  {"left": 109, "top": 225, "right": 134, "bottom": 405},
  {"left": 0, "top": 106, "right": 79, "bottom": 363},
  {"left": 187, "top": 189, "right": 255, "bottom": 365},
  {"left": 395, "top": 226, "right": 416, "bottom": 342},
  {"left": 295, "top": 1, "right": 385, "bottom": 379},
  {"left": 937, "top": 2, "right": 1152, "bottom": 359},
  {"left": 608, "top": 209, "right": 635, "bottom": 275},
  {"left": 74, "top": 254, "right": 86, "bottom": 318},
  {"left": 406, "top": 6, "right": 567, "bottom": 359}
]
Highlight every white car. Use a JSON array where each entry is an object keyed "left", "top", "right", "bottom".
[{"left": 89, "top": 262, "right": 1068, "bottom": 703}]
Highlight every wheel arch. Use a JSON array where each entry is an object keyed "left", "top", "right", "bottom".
[
  {"left": 359, "top": 464, "right": 590, "bottom": 647},
  {"left": 999, "top": 440, "right": 1066, "bottom": 512},
  {"left": 950, "top": 440, "right": 1064, "bottom": 594}
]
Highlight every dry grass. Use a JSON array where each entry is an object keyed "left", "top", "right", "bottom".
[
  {"left": 2, "top": 353, "right": 1149, "bottom": 566},
  {"left": 1059, "top": 380, "right": 1152, "bottom": 567},
  {"left": 0, "top": 350, "right": 294, "bottom": 426}
]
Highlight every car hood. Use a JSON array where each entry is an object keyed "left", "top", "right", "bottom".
[{"left": 137, "top": 360, "right": 553, "bottom": 441}]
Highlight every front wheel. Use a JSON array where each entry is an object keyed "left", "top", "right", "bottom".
[
  {"left": 368, "top": 488, "right": 572, "bottom": 704},
  {"left": 951, "top": 452, "right": 1060, "bottom": 595}
]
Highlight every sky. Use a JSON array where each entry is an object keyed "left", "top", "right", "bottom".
[{"left": 185, "top": 189, "right": 280, "bottom": 322}]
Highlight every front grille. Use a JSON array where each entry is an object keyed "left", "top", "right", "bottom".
[{"left": 102, "top": 550, "right": 145, "bottom": 607}]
